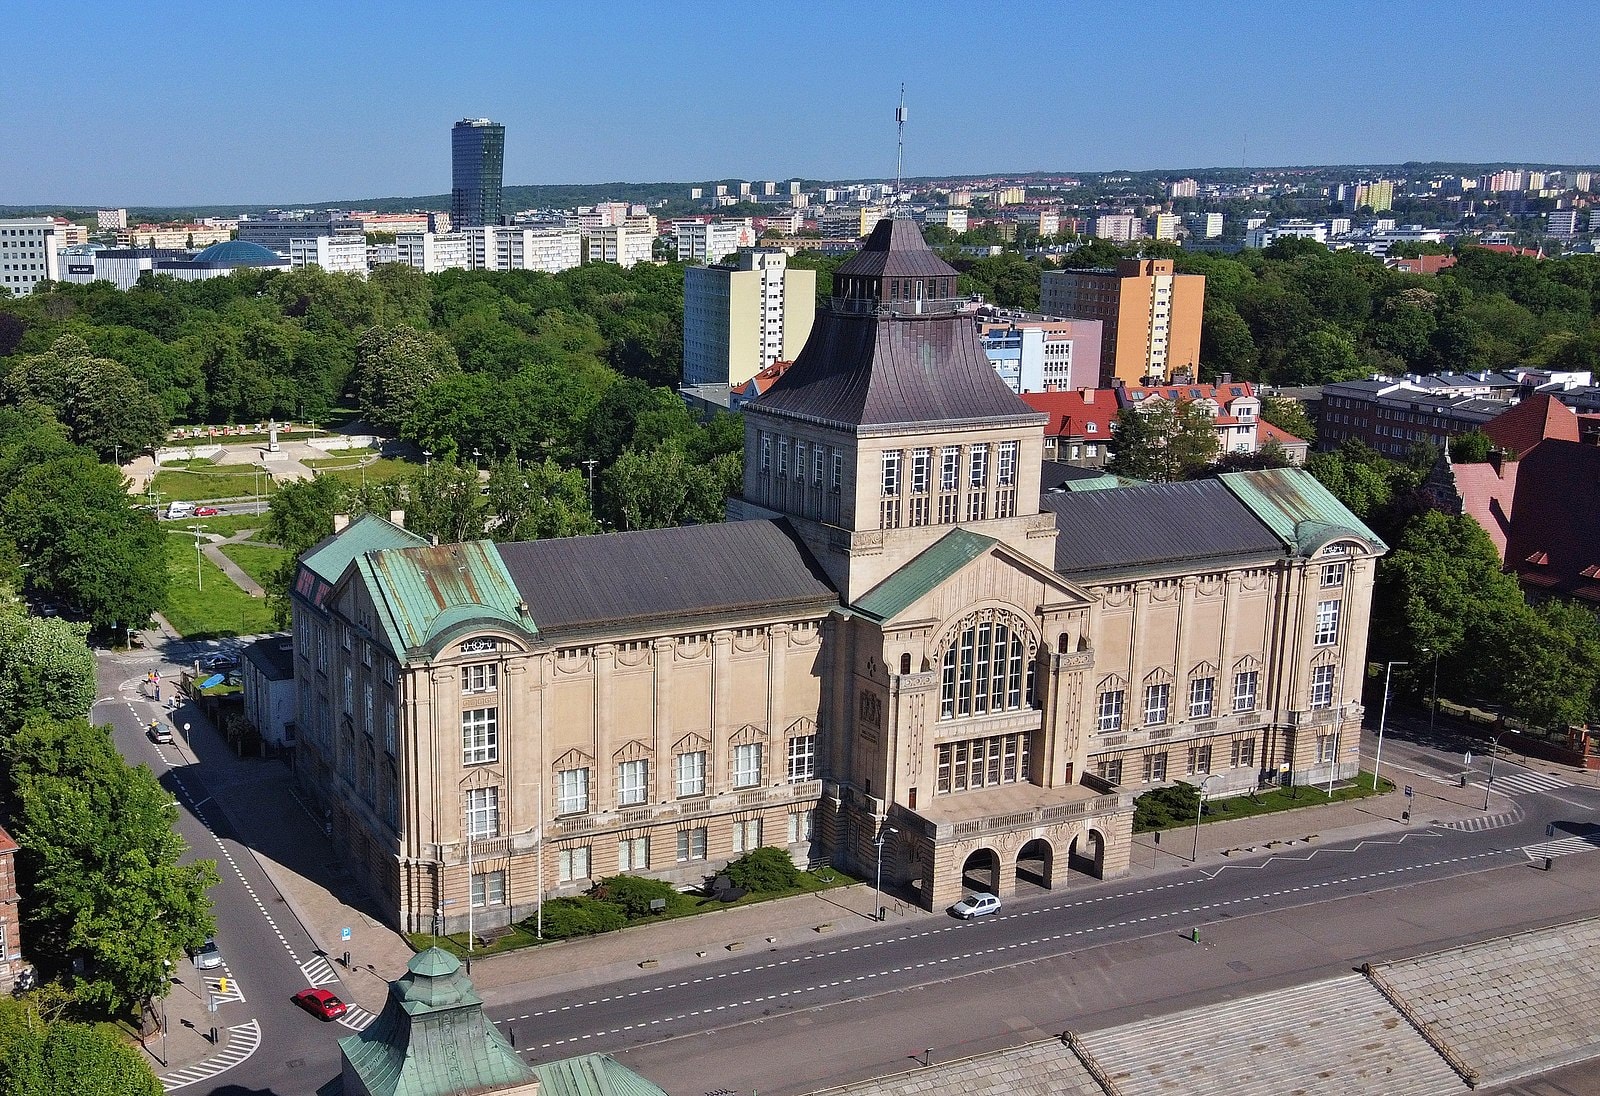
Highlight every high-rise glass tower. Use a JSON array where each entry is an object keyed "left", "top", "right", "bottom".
[{"left": 451, "top": 118, "right": 505, "bottom": 228}]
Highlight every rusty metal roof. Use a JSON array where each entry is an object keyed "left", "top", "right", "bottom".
[
  {"left": 358, "top": 539, "right": 533, "bottom": 658},
  {"left": 1217, "top": 468, "right": 1388, "bottom": 556}
]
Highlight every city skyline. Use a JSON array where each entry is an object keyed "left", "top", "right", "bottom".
[{"left": 5, "top": 0, "right": 1596, "bottom": 206}]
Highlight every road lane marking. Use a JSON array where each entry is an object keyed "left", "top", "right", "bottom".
[{"left": 159, "top": 1019, "right": 261, "bottom": 1091}]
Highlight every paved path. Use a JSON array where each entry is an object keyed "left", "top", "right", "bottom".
[{"left": 198, "top": 529, "right": 268, "bottom": 598}]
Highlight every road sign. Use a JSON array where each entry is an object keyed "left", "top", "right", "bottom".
[
  {"left": 1404, "top": 785, "right": 1414, "bottom": 798},
  {"left": 208, "top": 994, "right": 218, "bottom": 1014},
  {"left": 1465, "top": 751, "right": 1473, "bottom": 765},
  {"left": 340, "top": 926, "right": 352, "bottom": 942}
]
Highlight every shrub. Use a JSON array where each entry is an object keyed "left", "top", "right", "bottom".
[
  {"left": 537, "top": 896, "right": 627, "bottom": 940},
  {"left": 722, "top": 846, "right": 802, "bottom": 894},
  {"left": 591, "top": 874, "right": 681, "bottom": 918},
  {"left": 1133, "top": 782, "right": 1200, "bottom": 831}
]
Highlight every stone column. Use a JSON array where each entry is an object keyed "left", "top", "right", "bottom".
[{"left": 593, "top": 644, "right": 616, "bottom": 805}]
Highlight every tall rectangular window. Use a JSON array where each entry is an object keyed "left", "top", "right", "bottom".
[
  {"left": 675, "top": 751, "right": 706, "bottom": 797},
  {"left": 881, "top": 450, "right": 901, "bottom": 495},
  {"left": 831, "top": 453, "right": 843, "bottom": 492},
  {"left": 786, "top": 735, "right": 816, "bottom": 783},
  {"left": 464, "top": 787, "right": 499, "bottom": 838},
  {"left": 1317, "top": 733, "right": 1337, "bottom": 763},
  {"left": 461, "top": 663, "right": 498, "bottom": 694},
  {"left": 676, "top": 828, "right": 707, "bottom": 862},
  {"left": 778, "top": 438, "right": 789, "bottom": 477},
  {"left": 997, "top": 441, "right": 1018, "bottom": 486},
  {"left": 1315, "top": 600, "right": 1341, "bottom": 646},
  {"left": 617, "top": 759, "right": 649, "bottom": 806},
  {"left": 363, "top": 684, "right": 374, "bottom": 735},
  {"left": 1143, "top": 683, "right": 1171, "bottom": 726},
  {"left": 759, "top": 433, "right": 770, "bottom": 472},
  {"left": 1233, "top": 670, "right": 1258, "bottom": 713},
  {"left": 968, "top": 444, "right": 988, "bottom": 488},
  {"left": 558, "top": 845, "right": 591, "bottom": 882},
  {"left": 733, "top": 743, "right": 762, "bottom": 788},
  {"left": 1231, "top": 738, "right": 1256, "bottom": 768},
  {"left": 1187, "top": 744, "right": 1212, "bottom": 775},
  {"left": 910, "top": 448, "right": 931, "bottom": 493},
  {"left": 1096, "top": 689, "right": 1125, "bottom": 733},
  {"left": 461, "top": 707, "right": 498, "bottom": 764},
  {"left": 813, "top": 445, "right": 824, "bottom": 485},
  {"left": 732, "top": 817, "right": 761, "bottom": 853},
  {"left": 555, "top": 768, "right": 589, "bottom": 815},
  {"left": 384, "top": 702, "right": 396, "bottom": 756},
  {"left": 940, "top": 446, "right": 960, "bottom": 491},
  {"left": 795, "top": 440, "right": 807, "bottom": 480},
  {"left": 617, "top": 836, "right": 650, "bottom": 872},
  {"left": 1144, "top": 752, "right": 1168, "bottom": 782},
  {"left": 1188, "top": 677, "right": 1215, "bottom": 719},
  {"left": 1310, "top": 664, "right": 1336, "bottom": 709},
  {"left": 788, "top": 810, "right": 814, "bottom": 843}
]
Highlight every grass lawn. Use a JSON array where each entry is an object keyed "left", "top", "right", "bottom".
[
  {"left": 312, "top": 456, "right": 415, "bottom": 485},
  {"left": 1138, "top": 770, "right": 1394, "bottom": 834},
  {"left": 151, "top": 464, "right": 276, "bottom": 502},
  {"left": 219, "top": 542, "right": 290, "bottom": 588},
  {"left": 162, "top": 532, "right": 277, "bottom": 639},
  {"left": 407, "top": 866, "right": 860, "bottom": 960},
  {"left": 183, "top": 512, "right": 269, "bottom": 537},
  {"left": 301, "top": 447, "right": 376, "bottom": 467}
]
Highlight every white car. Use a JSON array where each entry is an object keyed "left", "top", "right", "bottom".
[
  {"left": 950, "top": 892, "right": 1001, "bottom": 919},
  {"left": 194, "top": 938, "right": 223, "bottom": 969}
]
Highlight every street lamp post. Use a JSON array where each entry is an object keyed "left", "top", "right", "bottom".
[
  {"left": 583, "top": 459, "right": 597, "bottom": 506},
  {"left": 1428, "top": 648, "right": 1441, "bottom": 733},
  {"left": 1193, "top": 773, "right": 1223, "bottom": 862},
  {"left": 1484, "top": 733, "right": 1503, "bottom": 811},
  {"left": 190, "top": 523, "right": 204, "bottom": 591},
  {"left": 1373, "top": 660, "right": 1407, "bottom": 793},
  {"left": 873, "top": 825, "right": 898, "bottom": 921}
]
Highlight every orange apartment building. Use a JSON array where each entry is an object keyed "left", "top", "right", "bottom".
[{"left": 1040, "top": 258, "right": 1205, "bottom": 386}]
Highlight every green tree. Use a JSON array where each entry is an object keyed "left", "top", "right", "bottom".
[
  {"left": 1106, "top": 401, "right": 1218, "bottom": 482},
  {"left": 1259, "top": 395, "right": 1316, "bottom": 444},
  {"left": 1448, "top": 429, "right": 1494, "bottom": 463},
  {"left": 0, "top": 607, "right": 96, "bottom": 734},
  {"left": 401, "top": 457, "right": 484, "bottom": 544},
  {"left": 0, "top": 452, "right": 168, "bottom": 633},
  {"left": 1200, "top": 304, "right": 1258, "bottom": 379},
  {"left": 4, "top": 716, "right": 217, "bottom": 1018},
  {"left": 354, "top": 324, "right": 459, "bottom": 434},
  {"left": 485, "top": 455, "right": 597, "bottom": 542},
  {"left": 0, "top": 999, "right": 161, "bottom": 1096},
  {"left": 3, "top": 335, "right": 167, "bottom": 459}
]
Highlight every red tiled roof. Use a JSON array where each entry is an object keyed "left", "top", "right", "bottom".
[
  {"left": 1256, "top": 420, "right": 1307, "bottom": 447},
  {"left": 1020, "top": 389, "right": 1119, "bottom": 438},
  {"left": 1389, "top": 254, "right": 1457, "bottom": 275},
  {"left": 1482, "top": 393, "right": 1579, "bottom": 457},
  {"left": 1504, "top": 440, "right": 1600, "bottom": 598},
  {"left": 1453, "top": 459, "right": 1519, "bottom": 559},
  {"left": 1120, "top": 380, "right": 1258, "bottom": 415},
  {"left": 1477, "top": 243, "right": 1544, "bottom": 259}
]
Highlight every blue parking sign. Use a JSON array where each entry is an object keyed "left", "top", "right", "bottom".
[{"left": 341, "top": 926, "right": 351, "bottom": 941}]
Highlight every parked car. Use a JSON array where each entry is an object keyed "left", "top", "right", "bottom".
[
  {"left": 194, "top": 938, "right": 223, "bottom": 969},
  {"left": 292, "top": 987, "right": 347, "bottom": 1021},
  {"left": 949, "top": 892, "right": 1002, "bottom": 919},
  {"left": 197, "top": 653, "right": 239, "bottom": 672},
  {"left": 148, "top": 721, "right": 173, "bottom": 744},
  {"left": 194, "top": 506, "right": 221, "bottom": 517}
]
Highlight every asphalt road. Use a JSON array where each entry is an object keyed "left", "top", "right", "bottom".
[{"left": 98, "top": 641, "right": 1600, "bottom": 1095}]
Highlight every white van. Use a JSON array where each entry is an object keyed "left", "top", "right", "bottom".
[{"left": 166, "top": 501, "right": 196, "bottom": 520}]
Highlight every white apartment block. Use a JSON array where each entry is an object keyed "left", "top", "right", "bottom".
[
  {"left": 1168, "top": 178, "right": 1198, "bottom": 199},
  {"left": 677, "top": 220, "right": 756, "bottom": 263},
  {"left": 1547, "top": 210, "right": 1580, "bottom": 239},
  {"left": 921, "top": 208, "right": 969, "bottom": 233},
  {"left": 0, "top": 218, "right": 61, "bottom": 295},
  {"left": 396, "top": 232, "right": 475, "bottom": 273},
  {"left": 1094, "top": 214, "right": 1142, "bottom": 242},
  {"left": 1590, "top": 210, "right": 1600, "bottom": 234},
  {"left": 476, "top": 226, "right": 582, "bottom": 273},
  {"left": 1246, "top": 220, "right": 1328, "bottom": 249},
  {"left": 1184, "top": 212, "right": 1224, "bottom": 239},
  {"left": 586, "top": 225, "right": 655, "bottom": 268},
  {"left": 682, "top": 249, "right": 816, "bottom": 396},
  {"left": 1037, "top": 210, "right": 1061, "bottom": 237},
  {"left": 96, "top": 208, "right": 128, "bottom": 231},
  {"left": 290, "top": 235, "right": 370, "bottom": 277}
]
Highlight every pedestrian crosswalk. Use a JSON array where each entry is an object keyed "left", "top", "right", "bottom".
[
  {"left": 1481, "top": 769, "right": 1571, "bottom": 796},
  {"left": 159, "top": 1019, "right": 261, "bottom": 1092},
  {"left": 1445, "top": 809, "right": 1521, "bottom": 833},
  {"left": 339, "top": 1003, "right": 378, "bottom": 1031},
  {"left": 1524, "top": 832, "right": 1600, "bottom": 861},
  {"left": 205, "top": 972, "right": 245, "bottom": 1004},
  {"left": 300, "top": 953, "right": 340, "bottom": 987}
]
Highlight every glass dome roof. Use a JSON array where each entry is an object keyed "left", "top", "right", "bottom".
[{"left": 191, "top": 240, "right": 284, "bottom": 266}]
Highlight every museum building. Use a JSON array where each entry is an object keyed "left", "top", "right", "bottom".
[{"left": 288, "top": 220, "right": 1386, "bottom": 934}]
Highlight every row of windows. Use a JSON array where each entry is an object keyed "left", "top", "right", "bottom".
[
  {"left": 935, "top": 732, "right": 1031, "bottom": 794},
  {"left": 1097, "top": 670, "right": 1258, "bottom": 732},
  {"left": 1096, "top": 737, "right": 1257, "bottom": 786},
  {"left": 556, "top": 811, "right": 815, "bottom": 881},
  {"left": 552, "top": 736, "right": 817, "bottom": 815},
  {"left": 940, "top": 618, "right": 1035, "bottom": 719}
]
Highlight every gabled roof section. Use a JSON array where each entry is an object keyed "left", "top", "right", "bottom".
[
  {"left": 1217, "top": 467, "right": 1387, "bottom": 556},
  {"left": 357, "top": 540, "right": 532, "bottom": 657},
  {"left": 750, "top": 310, "right": 1045, "bottom": 431},
  {"left": 1504, "top": 439, "right": 1600, "bottom": 604},
  {"left": 834, "top": 217, "right": 960, "bottom": 280},
  {"left": 1045, "top": 480, "right": 1285, "bottom": 575},
  {"left": 497, "top": 519, "right": 836, "bottom": 636},
  {"left": 853, "top": 529, "right": 996, "bottom": 623},
  {"left": 1483, "top": 392, "right": 1579, "bottom": 456},
  {"left": 300, "top": 513, "right": 427, "bottom": 585},
  {"left": 1020, "top": 389, "right": 1119, "bottom": 438}
]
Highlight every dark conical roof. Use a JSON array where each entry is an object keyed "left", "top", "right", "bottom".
[{"left": 835, "top": 218, "right": 960, "bottom": 280}]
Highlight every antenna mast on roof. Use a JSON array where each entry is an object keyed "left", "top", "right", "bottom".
[{"left": 895, "top": 83, "right": 907, "bottom": 196}]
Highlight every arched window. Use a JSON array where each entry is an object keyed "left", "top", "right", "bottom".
[{"left": 938, "top": 612, "right": 1037, "bottom": 720}]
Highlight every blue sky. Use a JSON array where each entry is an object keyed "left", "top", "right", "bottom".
[{"left": 4, "top": 0, "right": 1594, "bottom": 206}]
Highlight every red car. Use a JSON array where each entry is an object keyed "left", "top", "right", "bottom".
[
  {"left": 194, "top": 506, "right": 221, "bottom": 517},
  {"left": 291, "top": 987, "right": 347, "bottom": 1021}
]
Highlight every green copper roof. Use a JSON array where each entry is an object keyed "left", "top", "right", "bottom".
[
  {"left": 853, "top": 528, "right": 998, "bottom": 623},
  {"left": 338, "top": 946, "right": 533, "bottom": 1096},
  {"left": 534, "top": 1054, "right": 671, "bottom": 1096},
  {"left": 1217, "top": 468, "right": 1388, "bottom": 557},
  {"left": 357, "top": 540, "right": 535, "bottom": 659},
  {"left": 300, "top": 513, "right": 428, "bottom": 585}
]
